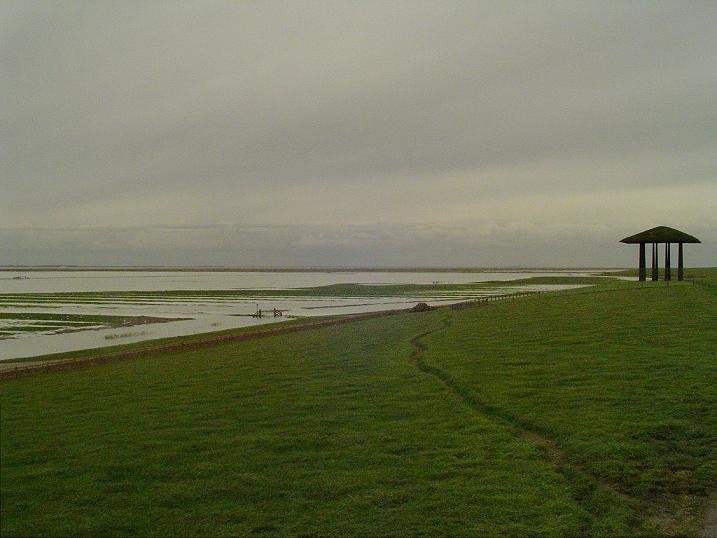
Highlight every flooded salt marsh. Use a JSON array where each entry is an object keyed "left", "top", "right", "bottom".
[{"left": 0, "top": 270, "right": 598, "bottom": 360}]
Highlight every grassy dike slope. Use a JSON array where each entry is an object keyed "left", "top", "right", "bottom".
[
  {"left": 421, "top": 280, "right": 717, "bottom": 534},
  {"left": 1, "top": 278, "right": 716, "bottom": 536}
]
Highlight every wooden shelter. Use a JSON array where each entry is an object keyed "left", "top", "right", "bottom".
[{"left": 620, "top": 226, "right": 700, "bottom": 281}]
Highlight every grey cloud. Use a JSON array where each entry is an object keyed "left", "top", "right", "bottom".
[
  {"left": 2, "top": 1, "right": 716, "bottom": 266},
  {"left": 2, "top": 218, "right": 715, "bottom": 268}
]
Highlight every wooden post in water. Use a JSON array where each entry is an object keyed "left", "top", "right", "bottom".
[
  {"left": 664, "top": 242, "right": 671, "bottom": 281},
  {"left": 678, "top": 242, "right": 684, "bottom": 281},
  {"left": 651, "top": 242, "right": 659, "bottom": 281},
  {"left": 638, "top": 242, "right": 646, "bottom": 281}
]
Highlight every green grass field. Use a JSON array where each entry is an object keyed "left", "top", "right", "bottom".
[{"left": 1, "top": 275, "right": 715, "bottom": 536}]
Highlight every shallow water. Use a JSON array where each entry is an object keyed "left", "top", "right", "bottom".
[
  {"left": 0, "top": 270, "right": 596, "bottom": 360},
  {"left": 0, "top": 269, "right": 604, "bottom": 293}
]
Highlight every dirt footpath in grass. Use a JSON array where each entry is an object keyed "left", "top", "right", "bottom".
[{"left": 0, "top": 359, "right": 59, "bottom": 372}]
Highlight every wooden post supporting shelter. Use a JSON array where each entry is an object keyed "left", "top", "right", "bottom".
[
  {"left": 678, "top": 243, "right": 684, "bottom": 281},
  {"left": 638, "top": 242, "right": 646, "bottom": 281},
  {"left": 621, "top": 226, "right": 700, "bottom": 282}
]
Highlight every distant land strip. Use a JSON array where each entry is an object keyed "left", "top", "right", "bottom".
[{"left": 0, "top": 265, "right": 626, "bottom": 273}]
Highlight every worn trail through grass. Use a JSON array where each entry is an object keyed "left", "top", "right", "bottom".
[{"left": 407, "top": 316, "right": 640, "bottom": 533}]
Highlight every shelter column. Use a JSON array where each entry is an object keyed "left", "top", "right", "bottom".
[
  {"left": 678, "top": 243, "right": 684, "bottom": 281},
  {"left": 664, "top": 243, "right": 671, "bottom": 281},
  {"left": 651, "top": 242, "right": 658, "bottom": 281},
  {"left": 638, "top": 243, "right": 646, "bottom": 281}
]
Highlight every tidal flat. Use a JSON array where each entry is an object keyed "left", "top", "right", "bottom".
[{"left": 0, "top": 270, "right": 602, "bottom": 360}]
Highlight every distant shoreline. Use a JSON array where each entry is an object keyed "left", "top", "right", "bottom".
[{"left": 0, "top": 266, "right": 626, "bottom": 273}]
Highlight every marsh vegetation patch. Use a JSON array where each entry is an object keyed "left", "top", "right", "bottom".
[{"left": 0, "top": 312, "right": 186, "bottom": 340}]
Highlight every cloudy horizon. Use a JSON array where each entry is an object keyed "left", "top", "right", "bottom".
[{"left": 2, "top": 1, "right": 716, "bottom": 267}]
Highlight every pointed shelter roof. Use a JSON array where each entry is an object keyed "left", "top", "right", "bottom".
[{"left": 620, "top": 226, "right": 701, "bottom": 244}]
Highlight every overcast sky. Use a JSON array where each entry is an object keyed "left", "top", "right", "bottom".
[{"left": 2, "top": 1, "right": 715, "bottom": 267}]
